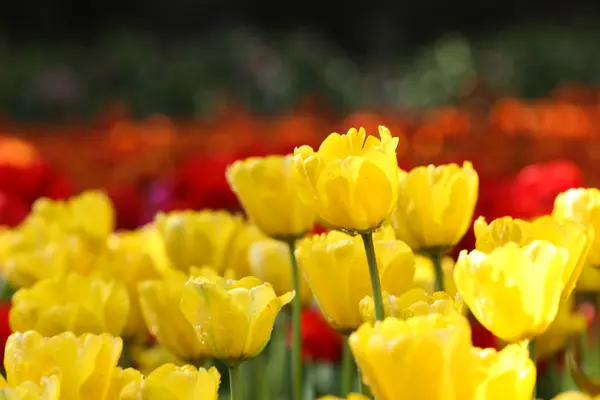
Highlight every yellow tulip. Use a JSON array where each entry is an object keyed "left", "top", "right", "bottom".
[
  {"left": 138, "top": 272, "right": 209, "bottom": 363},
  {"left": 554, "top": 188, "right": 600, "bottom": 266},
  {"left": 471, "top": 342, "right": 536, "bottom": 400},
  {"left": 154, "top": 210, "right": 250, "bottom": 274},
  {"left": 0, "top": 224, "right": 92, "bottom": 288},
  {"left": 189, "top": 265, "right": 236, "bottom": 280},
  {"left": 359, "top": 288, "right": 463, "bottom": 322},
  {"left": 4, "top": 331, "right": 122, "bottom": 400},
  {"left": 180, "top": 275, "right": 294, "bottom": 364},
  {"left": 10, "top": 272, "right": 129, "bottom": 337},
  {"left": 293, "top": 126, "right": 399, "bottom": 233},
  {"left": 0, "top": 375, "right": 60, "bottom": 400},
  {"left": 319, "top": 395, "right": 370, "bottom": 400},
  {"left": 553, "top": 392, "right": 599, "bottom": 400},
  {"left": 454, "top": 241, "right": 567, "bottom": 342},
  {"left": 390, "top": 161, "right": 479, "bottom": 251},
  {"left": 576, "top": 264, "right": 600, "bottom": 292},
  {"left": 537, "top": 296, "right": 587, "bottom": 360},
  {"left": 249, "top": 238, "right": 312, "bottom": 306},
  {"left": 221, "top": 221, "right": 266, "bottom": 278},
  {"left": 94, "top": 231, "right": 162, "bottom": 338},
  {"left": 226, "top": 155, "right": 316, "bottom": 239},
  {"left": 413, "top": 254, "right": 458, "bottom": 297},
  {"left": 295, "top": 231, "right": 416, "bottom": 332},
  {"left": 474, "top": 215, "right": 592, "bottom": 297},
  {"left": 130, "top": 345, "right": 182, "bottom": 376},
  {"left": 141, "top": 364, "right": 220, "bottom": 400},
  {"left": 350, "top": 314, "right": 476, "bottom": 399},
  {"left": 28, "top": 191, "right": 114, "bottom": 243},
  {"left": 350, "top": 314, "right": 534, "bottom": 400},
  {"left": 107, "top": 368, "right": 144, "bottom": 400}
]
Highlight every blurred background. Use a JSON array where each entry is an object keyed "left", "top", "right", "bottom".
[{"left": 1, "top": 0, "right": 600, "bottom": 228}]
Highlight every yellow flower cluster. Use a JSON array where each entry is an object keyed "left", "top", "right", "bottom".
[{"left": 3, "top": 125, "right": 600, "bottom": 399}]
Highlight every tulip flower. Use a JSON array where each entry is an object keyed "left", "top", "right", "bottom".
[
  {"left": 349, "top": 314, "right": 535, "bottom": 400},
  {"left": 293, "top": 126, "right": 399, "bottom": 234},
  {"left": 474, "top": 215, "right": 592, "bottom": 298},
  {"left": 9, "top": 273, "right": 129, "bottom": 337},
  {"left": 4, "top": 331, "right": 123, "bottom": 400},
  {"left": 390, "top": 161, "right": 479, "bottom": 252},
  {"left": 248, "top": 238, "right": 313, "bottom": 306},
  {"left": 226, "top": 154, "right": 315, "bottom": 239},
  {"left": 359, "top": 288, "right": 463, "bottom": 322},
  {"left": 93, "top": 231, "right": 162, "bottom": 338},
  {"left": 138, "top": 272, "right": 209, "bottom": 364},
  {"left": 295, "top": 231, "right": 416, "bottom": 332},
  {"left": 180, "top": 275, "right": 293, "bottom": 365},
  {"left": 141, "top": 364, "right": 220, "bottom": 400},
  {"left": 454, "top": 241, "right": 568, "bottom": 342},
  {"left": 553, "top": 188, "right": 600, "bottom": 266},
  {"left": 0, "top": 375, "right": 61, "bottom": 399}
]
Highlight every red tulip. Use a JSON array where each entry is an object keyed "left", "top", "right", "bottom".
[
  {"left": 469, "top": 317, "right": 497, "bottom": 349},
  {"left": 0, "top": 303, "right": 11, "bottom": 361},
  {"left": 108, "top": 186, "right": 146, "bottom": 230},
  {"left": 288, "top": 308, "right": 343, "bottom": 363}
]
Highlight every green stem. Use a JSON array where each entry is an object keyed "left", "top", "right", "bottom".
[
  {"left": 229, "top": 365, "right": 240, "bottom": 400},
  {"left": 356, "top": 366, "right": 373, "bottom": 398},
  {"left": 360, "top": 232, "right": 385, "bottom": 321},
  {"left": 529, "top": 340, "right": 536, "bottom": 400},
  {"left": 341, "top": 337, "right": 353, "bottom": 396},
  {"left": 287, "top": 240, "right": 303, "bottom": 400},
  {"left": 430, "top": 250, "right": 445, "bottom": 292}
]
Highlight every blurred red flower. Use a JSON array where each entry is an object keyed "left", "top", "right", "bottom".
[
  {"left": 469, "top": 317, "right": 497, "bottom": 349},
  {"left": 507, "top": 160, "right": 583, "bottom": 220},
  {"left": 0, "top": 303, "right": 11, "bottom": 361},
  {"left": 0, "top": 162, "right": 72, "bottom": 227},
  {"left": 108, "top": 186, "right": 146, "bottom": 230},
  {"left": 288, "top": 308, "right": 343, "bottom": 363}
]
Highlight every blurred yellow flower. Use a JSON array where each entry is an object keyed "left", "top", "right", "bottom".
[
  {"left": 107, "top": 368, "right": 144, "bottom": 400},
  {"left": 474, "top": 215, "right": 592, "bottom": 297},
  {"left": 4, "top": 331, "right": 122, "bottom": 400},
  {"left": 0, "top": 375, "right": 60, "bottom": 400},
  {"left": 359, "top": 288, "right": 463, "bottom": 322},
  {"left": 189, "top": 265, "right": 236, "bottom": 280},
  {"left": 180, "top": 276, "right": 293, "bottom": 364},
  {"left": 28, "top": 191, "right": 114, "bottom": 243},
  {"left": 293, "top": 126, "right": 399, "bottom": 233},
  {"left": 141, "top": 364, "right": 220, "bottom": 400},
  {"left": 471, "top": 342, "right": 536, "bottom": 400},
  {"left": 553, "top": 188, "right": 600, "bottom": 266},
  {"left": 94, "top": 231, "right": 162, "bottom": 338},
  {"left": 138, "top": 272, "right": 208, "bottom": 363},
  {"left": 537, "top": 297, "right": 587, "bottom": 361},
  {"left": 130, "top": 345, "right": 182, "bottom": 376},
  {"left": 350, "top": 314, "right": 534, "bottom": 400},
  {"left": 454, "top": 241, "right": 567, "bottom": 342},
  {"left": 0, "top": 224, "right": 91, "bottom": 288},
  {"left": 249, "top": 238, "right": 312, "bottom": 306},
  {"left": 10, "top": 272, "right": 129, "bottom": 337},
  {"left": 390, "top": 161, "right": 478, "bottom": 251},
  {"left": 553, "top": 392, "right": 599, "bottom": 400},
  {"left": 221, "top": 221, "right": 266, "bottom": 278},
  {"left": 226, "top": 155, "right": 316, "bottom": 238},
  {"left": 295, "top": 231, "right": 416, "bottom": 332},
  {"left": 577, "top": 264, "right": 600, "bottom": 292},
  {"left": 319, "top": 395, "right": 370, "bottom": 400},
  {"left": 154, "top": 210, "right": 239, "bottom": 273},
  {"left": 413, "top": 254, "right": 458, "bottom": 297}
]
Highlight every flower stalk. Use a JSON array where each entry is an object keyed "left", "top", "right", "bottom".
[
  {"left": 287, "top": 240, "right": 303, "bottom": 400},
  {"left": 360, "top": 232, "right": 385, "bottom": 321}
]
